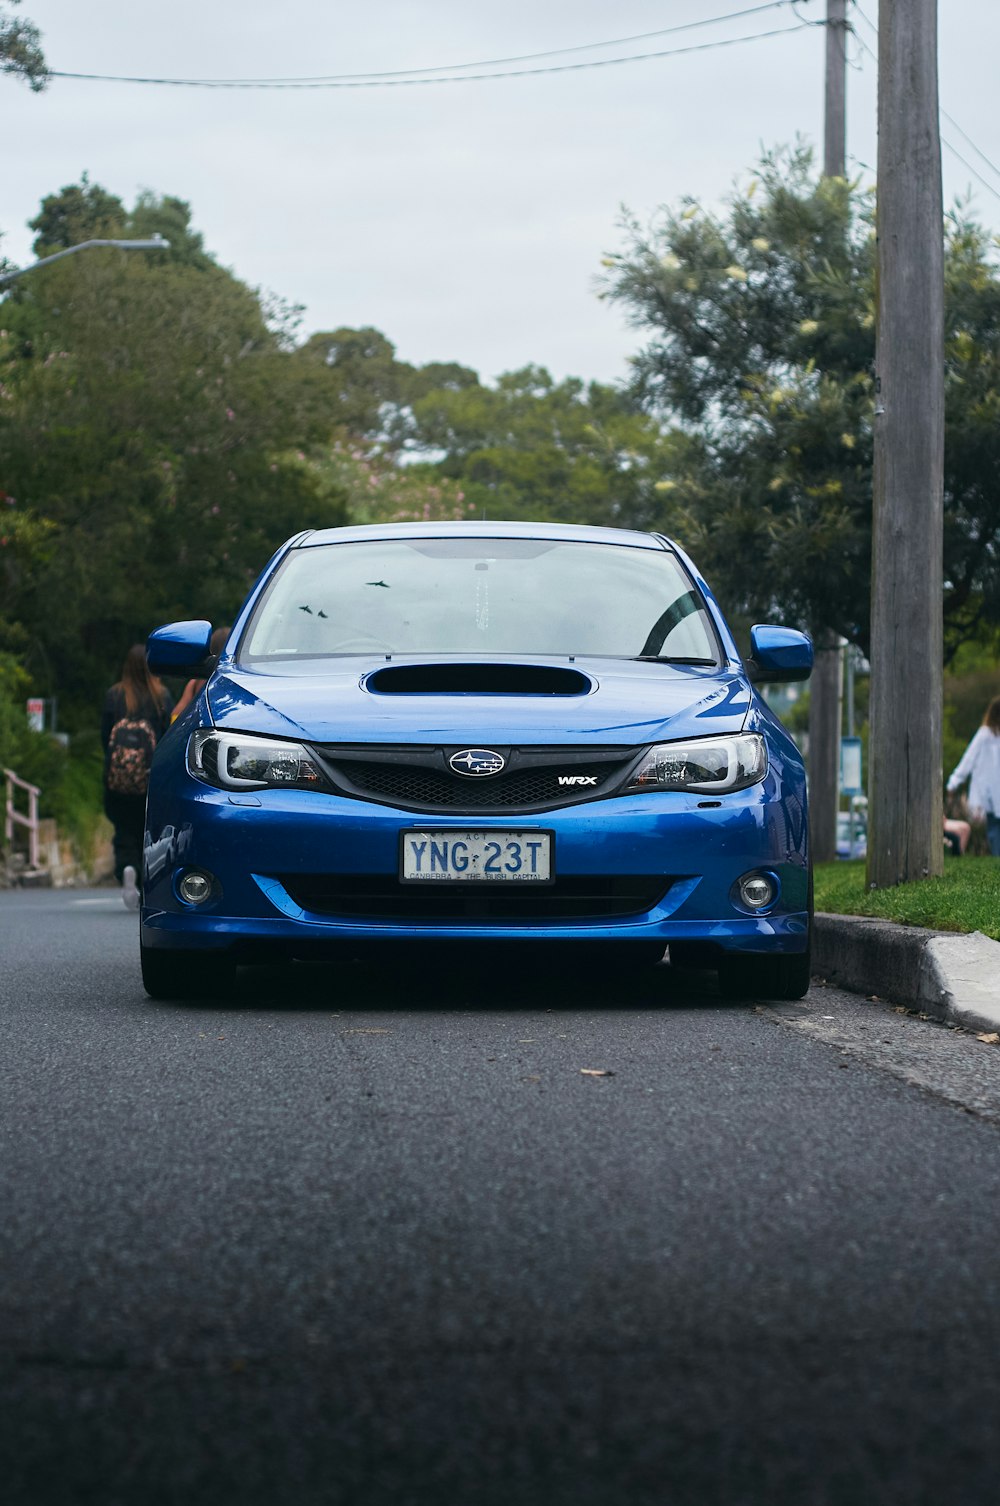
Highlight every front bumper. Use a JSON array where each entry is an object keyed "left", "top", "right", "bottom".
[{"left": 141, "top": 771, "right": 809, "bottom": 958}]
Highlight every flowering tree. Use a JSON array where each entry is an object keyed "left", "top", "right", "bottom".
[
  {"left": 601, "top": 144, "right": 1000, "bottom": 662},
  {"left": 601, "top": 146, "right": 874, "bottom": 651},
  {"left": 300, "top": 443, "right": 472, "bottom": 526}
]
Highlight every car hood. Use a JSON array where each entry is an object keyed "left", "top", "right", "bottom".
[{"left": 206, "top": 657, "right": 751, "bottom": 746}]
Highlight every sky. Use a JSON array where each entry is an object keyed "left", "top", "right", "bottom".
[{"left": 3, "top": 1, "right": 1000, "bottom": 386}]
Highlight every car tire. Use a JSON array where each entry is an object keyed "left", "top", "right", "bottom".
[
  {"left": 717, "top": 862, "right": 813, "bottom": 1000},
  {"left": 140, "top": 943, "right": 235, "bottom": 1001}
]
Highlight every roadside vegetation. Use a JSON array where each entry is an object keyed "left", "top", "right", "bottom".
[
  {"left": 815, "top": 858, "right": 1000, "bottom": 941},
  {"left": 3, "top": 148, "right": 1000, "bottom": 871}
]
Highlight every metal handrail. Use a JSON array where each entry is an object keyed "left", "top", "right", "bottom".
[{"left": 3, "top": 767, "right": 41, "bottom": 871}]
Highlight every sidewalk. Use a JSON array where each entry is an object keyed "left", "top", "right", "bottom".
[{"left": 814, "top": 913, "right": 1000, "bottom": 1036}]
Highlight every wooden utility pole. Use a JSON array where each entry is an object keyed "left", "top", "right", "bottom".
[
  {"left": 866, "top": 0, "right": 944, "bottom": 886},
  {"left": 808, "top": 0, "right": 849, "bottom": 864},
  {"left": 823, "top": 0, "right": 848, "bottom": 177}
]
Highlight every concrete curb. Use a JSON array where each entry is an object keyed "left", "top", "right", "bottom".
[{"left": 815, "top": 913, "right": 1000, "bottom": 1036}]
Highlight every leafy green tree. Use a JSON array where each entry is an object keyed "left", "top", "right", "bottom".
[
  {"left": 126, "top": 190, "right": 214, "bottom": 269},
  {"left": 1, "top": 0, "right": 45, "bottom": 90},
  {"left": 940, "top": 217, "right": 1000, "bottom": 647},
  {"left": 601, "top": 145, "right": 1000, "bottom": 662},
  {"left": 295, "top": 326, "right": 411, "bottom": 443},
  {"left": 406, "top": 361, "right": 479, "bottom": 402},
  {"left": 0, "top": 245, "right": 347, "bottom": 724},
  {"left": 408, "top": 364, "right": 680, "bottom": 527},
  {"left": 29, "top": 177, "right": 215, "bottom": 271},
  {"left": 602, "top": 146, "right": 873, "bottom": 647},
  {"left": 29, "top": 175, "right": 126, "bottom": 254},
  {"left": 293, "top": 326, "right": 481, "bottom": 452}
]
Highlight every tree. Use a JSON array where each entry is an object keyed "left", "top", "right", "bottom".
[
  {"left": 29, "top": 176, "right": 126, "bottom": 255},
  {"left": 28, "top": 177, "right": 215, "bottom": 271},
  {"left": 126, "top": 191, "right": 214, "bottom": 270},
  {"left": 407, "top": 364, "right": 680, "bottom": 527},
  {"left": 1, "top": 0, "right": 45, "bottom": 90},
  {"left": 601, "top": 146, "right": 873, "bottom": 649},
  {"left": 601, "top": 145, "right": 1000, "bottom": 665},
  {"left": 0, "top": 240, "right": 348, "bottom": 723},
  {"left": 294, "top": 326, "right": 413, "bottom": 444},
  {"left": 293, "top": 326, "right": 481, "bottom": 452},
  {"left": 940, "top": 215, "right": 1000, "bottom": 649},
  {"left": 300, "top": 443, "right": 472, "bottom": 527}
]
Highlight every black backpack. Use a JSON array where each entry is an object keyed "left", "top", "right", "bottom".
[{"left": 107, "top": 716, "right": 159, "bottom": 796}]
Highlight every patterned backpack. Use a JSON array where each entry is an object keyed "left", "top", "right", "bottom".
[{"left": 107, "top": 716, "right": 159, "bottom": 796}]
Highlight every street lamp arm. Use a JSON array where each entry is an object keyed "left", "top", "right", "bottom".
[{"left": 0, "top": 235, "right": 170, "bottom": 288}]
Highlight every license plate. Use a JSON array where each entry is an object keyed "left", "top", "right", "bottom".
[{"left": 400, "top": 830, "right": 552, "bottom": 882}]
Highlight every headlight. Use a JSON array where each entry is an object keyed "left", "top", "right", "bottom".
[
  {"left": 188, "top": 730, "right": 327, "bottom": 791},
  {"left": 624, "top": 733, "right": 767, "bottom": 794}
]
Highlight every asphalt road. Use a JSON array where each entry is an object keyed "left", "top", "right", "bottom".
[{"left": 4, "top": 888, "right": 1000, "bottom": 1506}]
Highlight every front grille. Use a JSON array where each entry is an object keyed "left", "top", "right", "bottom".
[
  {"left": 340, "top": 761, "right": 620, "bottom": 809},
  {"left": 314, "top": 744, "right": 636, "bottom": 813},
  {"left": 281, "top": 874, "right": 672, "bottom": 922}
]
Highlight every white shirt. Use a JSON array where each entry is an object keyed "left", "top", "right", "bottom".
[{"left": 947, "top": 725, "right": 1000, "bottom": 818}]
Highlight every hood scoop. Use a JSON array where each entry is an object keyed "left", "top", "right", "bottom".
[{"left": 365, "top": 662, "right": 593, "bottom": 696}]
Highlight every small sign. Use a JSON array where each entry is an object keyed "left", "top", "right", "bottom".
[
  {"left": 26, "top": 697, "right": 44, "bottom": 733},
  {"left": 840, "top": 736, "right": 863, "bottom": 796}
]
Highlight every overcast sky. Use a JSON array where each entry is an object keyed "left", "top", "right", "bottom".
[{"left": 3, "top": 1, "right": 999, "bottom": 384}]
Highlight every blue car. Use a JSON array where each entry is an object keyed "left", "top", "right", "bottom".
[{"left": 141, "top": 522, "right": 812, "bottom": 999}]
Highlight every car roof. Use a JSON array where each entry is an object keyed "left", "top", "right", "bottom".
[{"left": 297, "top": 521, "right": 671, "bottom": 551}]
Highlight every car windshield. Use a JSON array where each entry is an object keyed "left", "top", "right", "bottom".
[{"left": 240, "top": 537, "right": 720, "bottom": 662}]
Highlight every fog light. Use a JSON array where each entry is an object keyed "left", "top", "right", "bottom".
[
  {"left": 179, "top": 870, "right": 213, "bottom": 906},
  {"left": 739, "top": 874, "right": 776, "bottom": 910}
]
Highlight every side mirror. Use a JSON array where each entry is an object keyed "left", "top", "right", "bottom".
[
  {"left": 147, "top": 619, "right": 214, "bottom": 676},
  {"left": 747, "top": 624, "right": 813, "bottom": 683}
]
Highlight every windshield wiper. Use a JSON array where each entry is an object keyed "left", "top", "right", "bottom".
[{"left": 631, "top": 655, "right": 717, "bottom": 665}]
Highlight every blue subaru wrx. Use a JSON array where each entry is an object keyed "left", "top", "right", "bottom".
[{"left": 141, "top": 522, "right": 812, "bottom": 1000}]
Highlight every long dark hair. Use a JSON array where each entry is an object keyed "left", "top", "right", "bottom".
[
  {"left": 983, "top": 696, "right": 1000, "bottom": 736},
  {"left": 117, "top": 643, "right": 168, "bottom": 715}
]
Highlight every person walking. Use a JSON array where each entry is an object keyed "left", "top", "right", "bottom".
[
  {"left": 101, "top": 644, "right": 174, "bottom": 909},
  {"left": 946, "top": 695, "right": 1000, "bottom": 857}
]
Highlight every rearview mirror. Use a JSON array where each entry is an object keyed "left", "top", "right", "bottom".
[
  {"left": 146, "top": 619, "right": 214, "bottom": 676},
  {"left": 746, "top": 625, "right": 813, "bottom": 683}
]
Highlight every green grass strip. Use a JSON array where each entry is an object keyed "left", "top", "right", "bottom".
[{"left": 814, "top": 857, "right": 1000, "bottom": 940}]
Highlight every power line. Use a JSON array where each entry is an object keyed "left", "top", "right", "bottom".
[
  {"left": 46, "top": 14, "right": 813, "bottom": 90},
  {"left": 50, "top": 2, "right": 797, "bottom": 87},
  {"left": 939, "top": 137, "right": 1000, "bottom": 205},
  {"left": 853, "top": 5, "right": 1000, "bottom": 201},
  {"left": 940, "top": 109, "right": 1000, "bottom": 189}
]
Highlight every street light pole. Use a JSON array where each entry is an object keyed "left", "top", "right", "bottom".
[{"left": 0, "top": 234, "right": 170, "bottom": 288}]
